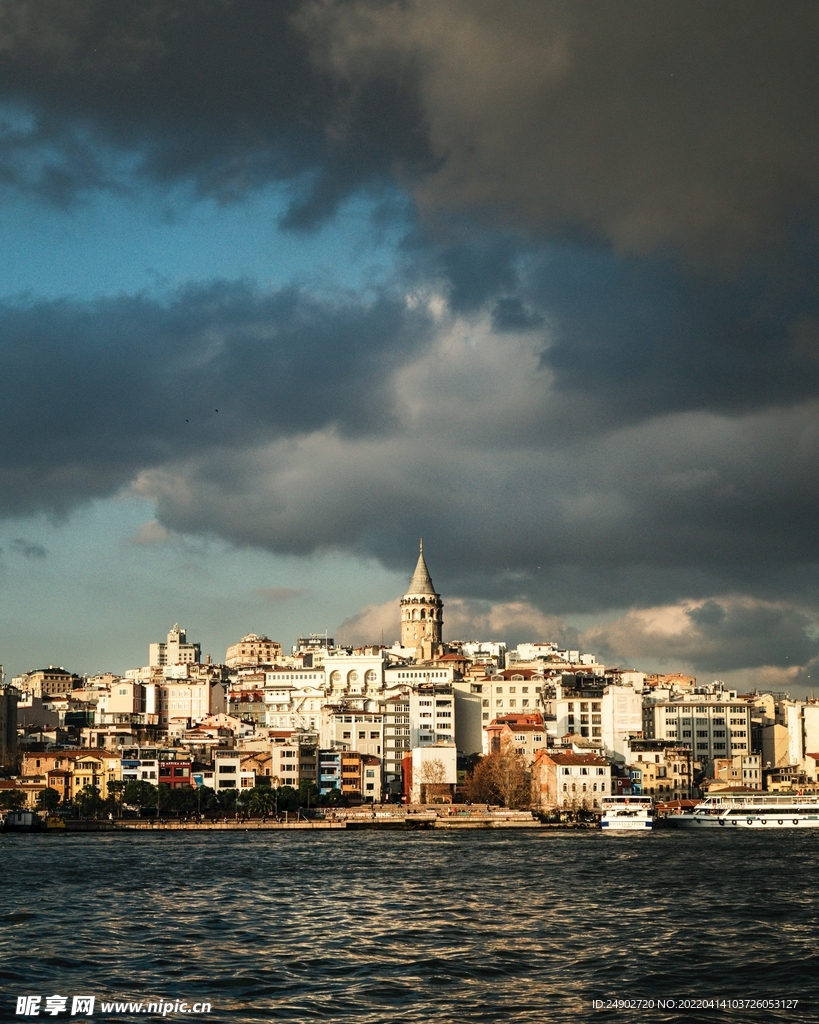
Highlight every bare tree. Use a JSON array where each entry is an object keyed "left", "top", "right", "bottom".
[
  {"left": 463, "top": 739, "right": 531, "bottom": 809},
  {"left": 418, "top": 758, "right": 448, "bottom": 785}
]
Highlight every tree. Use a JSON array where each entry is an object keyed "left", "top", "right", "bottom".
[
  {"left": 156, "top": 782, "right": 171, "bottom": 817},
  {"left": 0, "top": 790, "right": 26, "bottom": 810},
  {"left": 124, "top": 779, "right": 158, "bottom": 810},
  {"left": 105, "top": 779, "right": 126, "bottom": 818},
  {"left": 166, "top": 785, "right": 198, "bottom": 817},
  {"left": 247, "top": 786, "right": 277, "bottom": 816},
  {"left": 274, "top": 785, "right": 300, "bottom": 812},
  {"left": 74, "top": 785, "right": 102, "bottom": 817},
  {"left": 298, "top": 779, "right": 319, "bottom": 808},
  {"left": 216, "top": 787, "right": 238, "bottom": 814},
  {"left": 418, "top": 757, "right": 451, "bottom": 803},
  {"left": 462, "top": 740, "right": 531, "bottom": 809},
  {"left": 419, "top": 758, "right": 448, "bottom": 785},
  {"left": 324, "top": 787, "right": 345, "bottom": 807},
  {"left": 36, "top": 787, "right": 61, "bottom": 812}
]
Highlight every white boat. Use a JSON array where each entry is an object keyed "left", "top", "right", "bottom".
[
  {"left": 668, "top": 793, "right": 819, "bottom": 828},
  {"left": 601, "top": 795, "right": 654, "bottom": 831}
]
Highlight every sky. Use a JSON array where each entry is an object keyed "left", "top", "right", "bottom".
[{"left": 3, "top": 0, "right": 819, "bottom": 694}]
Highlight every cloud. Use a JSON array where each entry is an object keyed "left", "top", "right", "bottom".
[
  {"left": 0, "top": 281, "right": 433, "bottom": 517},
  {"left": 336, "top": 600, "right": 398, "bottom": 647},
  {"left": 4, "top": 2, "right": 819, "bottom": 686},
  {"left": 336, "top": 595, "right": 576, "bottom": 650},
  {"left": 129, "top": 520, "right": 172, "bottom": 545},
  {"left": 125, "top": 305, "right": 819, "bottom": 616},
  {"left": 253, "top": 586, "right": 308, "bottom": 603},
  {"left": 311, "top": 1, "right": 819, "bottom": 260},
  {"left": 0, "top": 1, "right": 434, "bottom": 221},
  {"left": 581, "top": 597, "right": 819, "bottom": 676},
  {"left": 10, "top": 537, "right": 47, "bottom": 558},
  {"left": 0, "top": 2, "right": 815, "bottom": 263}
]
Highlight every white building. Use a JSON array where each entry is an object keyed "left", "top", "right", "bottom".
[
  {"left": 409, "top": 685, "right": 455, "bottom": 747},
  {"left": 409, "top": 742, "right": 457, "bottom": 803},
  {"left": 552, "top": 683, "right": 642, "bottom": 761},
  {"left": 319, "top": 707, "right": 384, "bottom": 758},
  {"left": 208, "top": 749, "right": 255, "bottom": 793},
  {"left": 481, "top": 671, "right": 548, "bottom": 725},
  {"left": 451, "top": 679, "right": 484, "bottom": 755},
  {"left": 643, "top": 697, "right": 753, "bottom": 760},
  {"left": 324, "top": 651, "right": 385, "bottom": 699},
  {"left": 381, "top": 695, "right": 411, "bottom": 792},
  {"left": 261, "top": 670, "right": 326, "bottom": 731},
  {"left": 149, "top": 624, "right": 201, "bottom": 668},
  {"left": 459, "top": 641, "right": 507, "bottom": 668}
]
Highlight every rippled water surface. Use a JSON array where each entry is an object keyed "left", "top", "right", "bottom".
[{"left": 2, "top": 829, "right": 818, "bottom": 1023}]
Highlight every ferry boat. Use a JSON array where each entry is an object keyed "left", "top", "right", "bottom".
[
  {"left": 600, "top": 795, "right": 654, "bottom": 831},
  {"left": 668, "top": 793, "right": 819, "bottom": 828}
]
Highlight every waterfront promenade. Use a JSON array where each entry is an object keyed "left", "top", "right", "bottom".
[{"left": 34, "top": 806, "right": 550, "bottom": 832}]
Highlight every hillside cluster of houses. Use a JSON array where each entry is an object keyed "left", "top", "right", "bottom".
[{"left": 2, "top": 549, "right": 817, "bottom": 813}]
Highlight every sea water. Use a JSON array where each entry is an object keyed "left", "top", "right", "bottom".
[{"left": 1, "top": 829, "right": 817, "bottom": 1023}]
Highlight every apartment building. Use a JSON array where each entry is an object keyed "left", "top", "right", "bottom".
[{"left": 643, "top": 697, "right": 752, "bottom": 759}]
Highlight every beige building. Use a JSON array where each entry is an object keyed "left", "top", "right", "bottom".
[
  {"left": 486, "top": 715, "right": 547, "bottom": 761},
  {"left": 97, "top": 680, "right": 145, "bottom": 720},
  {"left": 627, "top": 741, "right": 694, "bottom": 800},
  {"left": 708, "top": 753, "right": 762, "bottom": 790},
  {"left": 147, "top": 679, "right": 213, "bottom": 727},
  {"left": 339, "top": 750, "right": 383, "bottom": 802},
  {"left": 14, "top": 667, "right": 81, "bottom": 698},
  {"left": 226, "top": 634, "right": 283, "bottom": 668},
  {"left": 22, "top": 749, "right": 121, "bottom": 801},
  {"left": 532, "top": 750, "right": 612, "bottom": 811}
]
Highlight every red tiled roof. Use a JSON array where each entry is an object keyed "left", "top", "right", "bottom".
[{"left": 537, "top": 751, "right": 609, "bottom": 767}]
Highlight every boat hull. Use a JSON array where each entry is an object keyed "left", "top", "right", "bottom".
[
  {"left": 601, "top": 819, "right": 652, "bottom": 830},
  {"left": 668, "top": 813, "right": 819, "bottom": 828}
]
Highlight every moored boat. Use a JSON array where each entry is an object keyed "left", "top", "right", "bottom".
[
  {"left": 667, "top": 793, "right": 819, "bottom": 828},
  {"left": 601, "top": 795, "right": 654, "bottom": 831}
]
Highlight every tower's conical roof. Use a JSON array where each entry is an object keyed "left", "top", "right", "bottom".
[{"left": 407, "top": 539, "right": 436, "bottom": 595}]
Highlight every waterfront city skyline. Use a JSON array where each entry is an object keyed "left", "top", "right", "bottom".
[{"left": 3, "top": 4, "right": 819, "bottom": 697}]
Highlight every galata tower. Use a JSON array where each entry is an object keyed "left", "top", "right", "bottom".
[{"left": 400, "top": 540, "right": 443, "bottom": 658}]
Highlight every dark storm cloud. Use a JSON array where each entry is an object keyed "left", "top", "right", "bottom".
[
  {"left": 0, "top": 283, "right": 432, "bottom": 515},
  {"left": 0, "top": 1, "right": 818, "bottom": 260},
  {"left": 4, "top": 0, "right": 819, "bottom": 682},
  {"left": 299, "top": 0, "right": 819, "bottom": 259},
  {"left": 0, "top": 0, "right": 434, "bottom": 220},
  {"left": 530, "top": 241, "right": 819, "bottom": 421}
]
